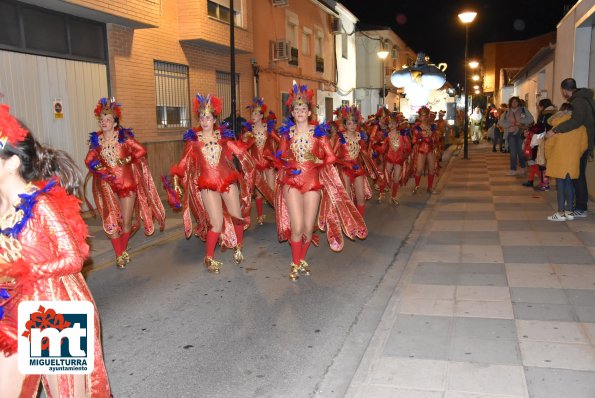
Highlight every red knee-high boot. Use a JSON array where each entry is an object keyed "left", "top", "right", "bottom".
[
  {"left": 414, "top": 175, "right": 421, "bottom": 187},
  {"left": 233, "top": 224, "right": 244, "bottom": 246},
  {"left": 300, "top": 239, "right": 311, "bottom": 262},
  {"left": 110, "top": 237, "right": 123, "bottom": 257},
  {"left": 357, "top": 205, "right": 365, "bottom": 216},
  {"left": 205, "top": 230, "right": 221, "bottom": 259},
  {"left": 289, "top": 240, "right": 301, "bottom": 265},
  {"left": 392, "top": 184, "right": 399, "bottom": 198},
  {"left": 427, "top": 174, "right": 435, "bottom": 190},
  {"left": 120, "top": 231, "right": 130, "bottom": 252},
  {"left": 255, "top": 198, "right": 264, "bottom": 217}
]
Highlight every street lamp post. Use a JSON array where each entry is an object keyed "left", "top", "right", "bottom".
[
  {"left": 377, "top": 39, "right": 389, "bottom": 107},
  {"left": 458, "top": 11, "right": 477, "bottom": 160}
]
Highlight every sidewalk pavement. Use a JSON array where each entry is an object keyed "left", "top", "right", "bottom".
[{"left": 320, "top": 143, "right": 595, "bottom": 398}]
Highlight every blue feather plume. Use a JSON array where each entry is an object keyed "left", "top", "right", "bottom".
[
  {"left": 89, "top": 132, "right": 100, "bottom": 149},
  {"left": 183, "top": 129, "right": 197, "bottom": 141}
]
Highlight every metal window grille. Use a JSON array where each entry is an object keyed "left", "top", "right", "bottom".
[
  {"left": 154, "top": 61, "right": 190, "bottom": 129},
  {"left": 216, "top": 71, "right": 240, "bottom": 121}
]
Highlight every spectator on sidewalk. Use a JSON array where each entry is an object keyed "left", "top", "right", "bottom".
[
  {"left": 470, "top": 107, "right": 483, "bottom": 144},
  {"left": 545, "top": 103, "right": 588, "bottom": 221},
  {"left": 497, "top": 103, "right": 509, "bottom": 152},
  {"left": 499, "top": 96, "right": 534, "bottom": 176},
  {"left": 547, "top": 78, "right": 595, "bottom": 218},
  {"left": 527, "top": 98, "right": 557, "bottom": 191}
]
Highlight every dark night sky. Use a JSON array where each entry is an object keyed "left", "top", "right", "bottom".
[{"left": 339, "top": 0, "right": 577, "bottom": 86}]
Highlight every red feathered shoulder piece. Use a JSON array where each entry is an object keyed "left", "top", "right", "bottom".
[
  {"left": 0, "top": 104, "right": 29, "bottom": 147},
  {"left": 34, "top": 181, "right": 89, "bottom": 259}
]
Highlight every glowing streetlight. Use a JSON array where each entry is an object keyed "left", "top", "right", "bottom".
[
  {"left": 472, "top": 75, "right": 480, "bottom": 81},
  {"left": 473, "top": 85, "right": 480, "bottom": 89},
  {"left": 468, "top": 60, "right": 479, "bottom": 69},
  {"left": 458, "top": 10, "right": 477, "bottom": 160}
]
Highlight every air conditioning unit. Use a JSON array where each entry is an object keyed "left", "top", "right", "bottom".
[
  {"left": 272, "top": 0, "right": 288, "bottom": 6},
  {"left": 271, "top": 40, "right": 290, "bottom": 61},
  {"left": 330, "top": 16, "right": 342, "bottom": 34}
]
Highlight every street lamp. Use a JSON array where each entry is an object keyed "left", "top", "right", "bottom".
[
  {"left": 468, "top": 60, "right": 479, "bottom": 69},
  {"left": 458, "top": 10, "right": 477, "bottom": 159},
  {"left": 377, "top": 39, "right": 389, "bottom": 106}
]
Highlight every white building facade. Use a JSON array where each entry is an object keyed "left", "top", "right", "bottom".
[{"left": 316, "top": 2, "right": 358, "bottom": 122}]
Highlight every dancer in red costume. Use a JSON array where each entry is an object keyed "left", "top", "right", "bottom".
[
  {"left": 368, "top": 107, "right": 390, "bottom": 169},
  {"left": 275, "top": 82, "right": 367, "bottom": 281},
  {"left": 167, "top": 94, "right": 253, "bottom": 274},
  {"left": 333, "top": 105, "right": 382, "bottom": 216},
  {"left": 241, "top": 98, "right": 278, "bottom": 225},
  {"left": 85, "top": 98, "right": 165, "bottom": 268},
  {"left": 0, "top": 105, "right": 111, "bottom": 397},
  {"left": 411, "top": 106, "right": 439, "bottom": 193},
  {"left": 377, "top": 113, "right": 413, "bottom": 204}
]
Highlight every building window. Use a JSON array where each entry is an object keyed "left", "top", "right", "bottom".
[
  {"left": 341, "top": 33, "right": 348, "bottom": 59},
  {"left": 281, "top": 93, "right": 290, "bottom": 119},
  {"left": 207, "top": 0, "right": 242, "bottom": 27},
  {"left": 154, "top": 61, "right": 190, "bottom": 129},
  {"left": 286, "top": 11, "right": 299, "bottom": 49},
  {"left": 302, "top": 28, "right": 311, "bottom": 56},
  {"left": 216, "top": 71, "right": 240, "bottom": 121},
  {"left": 315, "top": 29, "right": 323, "bottom": 57},
  {"left": 0, "top": 1, "right": 106, "bottom": 62}
]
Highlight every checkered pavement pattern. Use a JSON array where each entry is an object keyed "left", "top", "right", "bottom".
[{"left": 346, "top": 146, "right": 595, "bottom": 398}]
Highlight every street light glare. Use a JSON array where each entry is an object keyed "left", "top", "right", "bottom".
[
  {"left": 458, "top": 11, "right": 477, "bottom": 24},
  {"left": 377, "top": 50, "right": 389, "bottom": 59},
  {"left": 473, "top": 85, "right": 479, "bottom": 89},
  {"left": 468, "top": 61, "right": 479, "bottom": 69},
  {"left": 472, "top": 75, "right": 480, "bottom": 81}
]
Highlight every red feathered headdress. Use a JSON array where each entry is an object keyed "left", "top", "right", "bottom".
[
  {"left": 335, "top": 105, "right": 361, "bottom": 123},
  {"left": 246, "top": 97, "right": 268, "bottom": 115},
  {"left": 94, "top": 97, "right": 122, "bottom": 120},
  {"left": 286, "top": 81, "right": 314, "bottom": 109},
  {"left": 0, "top": 105, "right": 29, "bottom": 150},
  {"left": 417, "top": 106, "right": 431, "bottom": 116},
  {"left": 192, "top": 93, "right": 222, "bottom": 117}
]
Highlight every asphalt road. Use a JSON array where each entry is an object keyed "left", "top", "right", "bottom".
[{"left": 87, "top": 185, "right": 432, "bottom": 398}]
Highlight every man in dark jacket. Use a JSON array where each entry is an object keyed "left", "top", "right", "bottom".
[{"left": 548, "top": 78, "right": 595, "bottom": 217}]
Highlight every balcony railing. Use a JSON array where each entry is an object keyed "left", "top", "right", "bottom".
[
  {"left": 289, "top": 47, "right": 299, "bottom": 66},
  {"left": 315, "top": 56, "right": 324, "bottom": 73}
]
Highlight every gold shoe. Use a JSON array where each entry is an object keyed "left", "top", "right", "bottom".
[
  {"left": 116, "top": 255, "right": 126, "bottom": 269},
  {"left": 289, "top": 263, "right": 300, "bottom": 281},
  {"left": 121, "top": 250, "right": 131, "bottom": 264},
  {"left": 412, "top": 185, "right": 419, "bottom": 194},
  {"left": 256, "top": 215, "right": 266, "bottom": 225},
  {"left": 233, "top": 245, "right": 244, "bottom": 264},
  {"left": 298, "top": 260, "right": 310, "bottom": 276},
  {"left": 427, "top": 188, "right": 437, "bottom": 194},
  {"left": 391, "top": 196, "right": 399, "bottom": 205},
  {"left": 377, "top": 192, "right": 385, "bottom": 203},
  {"left": 204, "top": 256, "right": 222, "bottom": 274}
]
